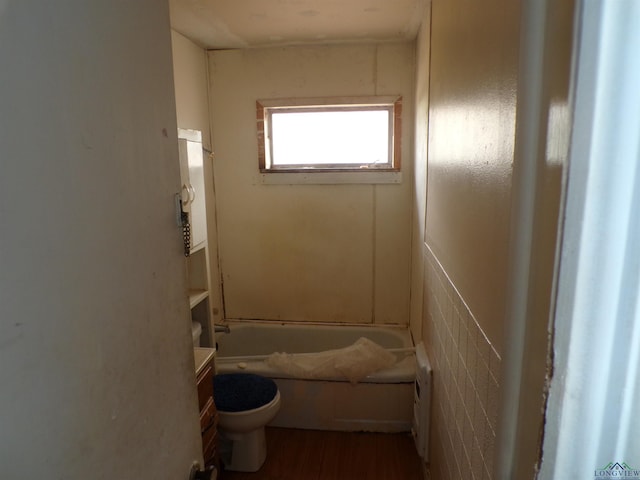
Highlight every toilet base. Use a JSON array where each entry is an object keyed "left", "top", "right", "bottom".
[{"left": 219, "top": 426, "right": 267, "bottom": 472}]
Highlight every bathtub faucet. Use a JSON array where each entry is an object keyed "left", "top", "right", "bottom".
[{"left": 214, "top": 324, "right": 231, "bottom": 334}]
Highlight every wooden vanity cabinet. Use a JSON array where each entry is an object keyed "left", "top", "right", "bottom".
[{"left": 196, "top": 361, "right": 219, "bottom": 470}]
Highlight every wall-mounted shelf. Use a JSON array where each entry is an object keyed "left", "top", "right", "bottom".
[
  {"left": 180, "top": 128, "right": 214, "bottom": 348},
  {"left": 189, "top": 289, "right": 209, "bottom": 309}
]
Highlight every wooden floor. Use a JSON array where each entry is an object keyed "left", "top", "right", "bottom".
[{"left": 218, "top": 427, "right": 424, "bottom": 480}]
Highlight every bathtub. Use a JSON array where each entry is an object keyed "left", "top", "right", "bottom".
[{"left": 214, "top": 320, "right": 415, "bottom": 432}]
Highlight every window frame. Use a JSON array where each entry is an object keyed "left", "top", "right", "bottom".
[{"left": 256, "top": 96, "right": 402, "bottom": 174}]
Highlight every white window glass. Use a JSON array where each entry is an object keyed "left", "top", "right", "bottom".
[
  {"left": 256, "top": 96, "right": 401, "bottom": 173},
  {"left": 270, "top": 108, "right": 391, "bottom": 167}
]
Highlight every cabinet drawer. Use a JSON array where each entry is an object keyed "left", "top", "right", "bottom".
[
  {"left": 200, "top": 397, "right": 218, "bottom": 470},
  {"left": 203, "top": 431, "right": 217, "bottom": 466},
  {"left": 196, "top": 365, "right": 214, "bottom": 411},
  {"left": 202, "top": 420, "right": 217, "bottom": 453},
  {"left": 200, "top": 397, "right": 217, "bottom": 432}
]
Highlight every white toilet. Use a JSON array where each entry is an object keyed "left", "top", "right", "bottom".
[{"left": 213, "top": 373, "right": 281, "bottom": 472}]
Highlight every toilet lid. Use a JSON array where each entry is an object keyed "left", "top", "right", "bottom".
[{"left": 213, "top": 373, "right": 278, "bottom": 412}]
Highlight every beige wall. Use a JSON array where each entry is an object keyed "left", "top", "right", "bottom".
[
  {"left": 171, "top": 31, "right": 224, "bottom": 327},
  {"left": 0, "top": 3, "right": 201, "bottom": 477},
  {"left": 416, "top": 0, "right": 521, "bottom": 478},
  {"left": 497, "top": 0, "right": 575, "bottom": 476},
  {"left": 208, "top": 43, "right": 415, "bottom": 325},
  {"left": 171, "top": 30, "right": 212, "bottom": 150},
  {"left": 425, "top": 0, "right": 520, "bottom": 355},
  {"left": 409, "top": 4, "right": 431, "bottom": 341}
]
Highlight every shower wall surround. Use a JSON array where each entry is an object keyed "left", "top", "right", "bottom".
[{"left": 208, "top": 43, "right": 415, "bottom": 325}]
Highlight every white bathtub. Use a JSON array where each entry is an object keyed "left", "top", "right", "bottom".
[{"left": 215, "top": 320, "right": 415, "bottom": 432}]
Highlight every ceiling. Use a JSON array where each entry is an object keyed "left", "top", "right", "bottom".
[{"left": 168, "top": 0, "right": 426, "bottom": 50}]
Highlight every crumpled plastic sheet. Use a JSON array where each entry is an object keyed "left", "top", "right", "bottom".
[{"left": 265, "top": 337, "right": 397, "bottom": 384}]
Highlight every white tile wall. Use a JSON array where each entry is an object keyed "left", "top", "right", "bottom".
[{"left": 424, "top": 247, "right": 501, "bottom": 480}]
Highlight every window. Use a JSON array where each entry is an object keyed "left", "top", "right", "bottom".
[{"left": 257, "top": 96, "right": 402, "bottom": 174}]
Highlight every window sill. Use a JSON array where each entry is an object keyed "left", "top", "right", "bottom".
[{"left": 255, "top": 171, "right": 403, "bottom": 185}]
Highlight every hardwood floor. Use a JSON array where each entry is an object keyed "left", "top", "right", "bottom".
[{"left": 218, "top": 427, "right": 424, "bottom": 480}]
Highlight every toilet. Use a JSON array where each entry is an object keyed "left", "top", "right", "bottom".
[{"left": 213, "top": 373, "right": 281, "bottom": 472}]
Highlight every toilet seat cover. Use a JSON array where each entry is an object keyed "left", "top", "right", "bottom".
[{"left": 213, "top": 373, "right": 278, "bottom": 412}]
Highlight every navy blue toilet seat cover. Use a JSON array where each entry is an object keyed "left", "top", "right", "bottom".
[{"left": 213, "top": 373, "right": 278, "bottom": 412}]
